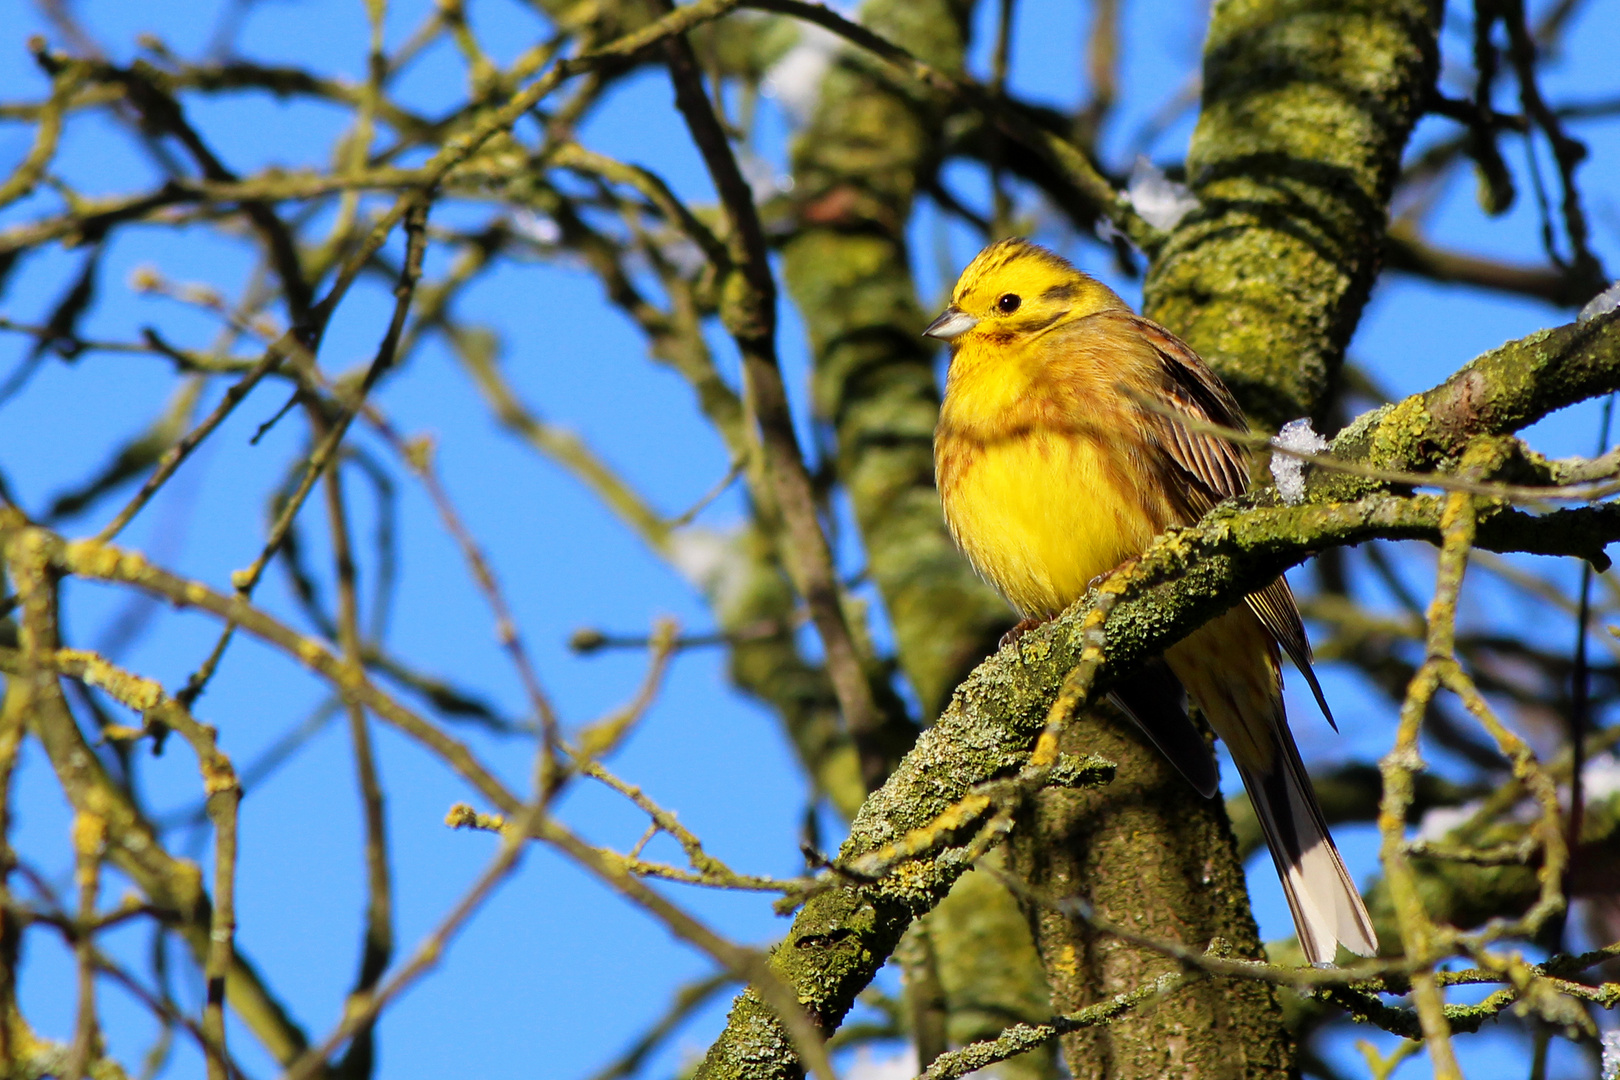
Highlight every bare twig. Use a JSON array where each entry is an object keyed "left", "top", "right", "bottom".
[
  {"left": 744, "top": 0, "right": 1154, "bottom": 246},
  {"left": 176, "top": 203, "right": 429, "bottom": 710},
  {"left": 586, "top": 972, "right": 735, "bottom": 1080},
  {"left": 537, "top": 816, "right": 840, "bottom": 1080},
  {"left": 279, "top": 822, "right": 528, "bottom": 1080},
  {"left": 661, "top": 13, "right": 891, "bottom": 790},
  {"left": 918, "top": 969, "right": 1194, "bottom": 1080},
  {"left": 96, "top": 331, "right": 293, "bottom": 543},
  {"left": 318, "top": 431, "right": 393, "bottom": 1080}
]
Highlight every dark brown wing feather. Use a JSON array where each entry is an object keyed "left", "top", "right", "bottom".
[
  {"left": 1108, "top": 659, "right": 1219, "bottom": 798},
  {"left": 1246, "top": 578, "right": 1336, "bottom": 729},
  {"left": 1132, "top": 320, "right": 1251, "bottom": 506},
  {"left": 1129, "top": 318, "right": 1336, "bottom": 728}
]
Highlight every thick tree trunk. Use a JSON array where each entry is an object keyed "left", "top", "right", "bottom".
[
  {"left": 1008, "top": 2, "right": 1442, "bottom": 1075},
  {"left": 1146, "top": 0, "right": 1442, "bottom": 429},
  {"left": 1007, "top": 706, "right": 1290, "bottom": 1080}
]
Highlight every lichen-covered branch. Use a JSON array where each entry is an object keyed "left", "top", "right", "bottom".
[
  {"left": 0, "top": 513, "right": 523, "bottom": 817},
  {"left": 774, "top": 0, "right": 1059, "bottom": 1066},
  {"left": 0, "top": 525, "right": 312, "bottom": 1070},
  {"left": 1144, "top": 0, "right": 1442, "bottom": 428},
  {"left": 917, "top": 969, "right": 1198, "bottom": 1080},
  {"left": 695, "top": 310, "right": 1620, "bottom": 1077},
  {"left": 3, "top": 1, "right": 1618, "bottom": 1076},
  {"left": 1017, "top": 1, "right": 1444, "bottom": 1073}
]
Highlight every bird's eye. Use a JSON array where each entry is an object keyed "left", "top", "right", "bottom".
[{"left": 996, "top": 293, "right": 1021, "bottom": 313}]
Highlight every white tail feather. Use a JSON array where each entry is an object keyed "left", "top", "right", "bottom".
[{"left": 1239, "top": 733, "right": 1377, "bottom": 966}]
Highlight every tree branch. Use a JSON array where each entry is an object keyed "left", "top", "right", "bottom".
[
  {"left": 661, "top": 12, "right": 900, "bottom": 790},
  {"left": 695, "top": 312, "right": 1620, "bottom": 1078}
]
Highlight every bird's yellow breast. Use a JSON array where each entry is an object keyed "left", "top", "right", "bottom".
[{"left": 936, "top": 335, "right": 1169, "bottom": 618}]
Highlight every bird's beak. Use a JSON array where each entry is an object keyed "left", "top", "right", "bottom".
[{"left": 923, "top": 306, "right": 979, "bottom": 341}]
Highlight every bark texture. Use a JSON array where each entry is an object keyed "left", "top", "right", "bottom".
[
  {"left": 691, "top": 309, "right": 1620, "bottom": 1080},
  {"left": 1008, "top": 706, "right": 1290, "bottom": 1080},
  {"left": 1146, "top": 0, "right": 1443, "bottom": 429},
  {"left": 699, "top": 0, "right": 1466, "bottom": 1075},
  {"left": 918, "top": 860, "right": 1057, "bottom": 1080}
]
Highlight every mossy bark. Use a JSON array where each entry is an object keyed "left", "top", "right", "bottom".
[
  {"left": 921, "top": 861, "right": 1057, "bottom": 1079},
  {"left": 1000, "top": 1, "right": 1442, "bottom": 1075},
  {"left": 1008, "top": 706, "right": 1290, "bottom": 1080},
  {"left": 694, "top": 614, "right": 1118, "bottom": 1080},
  {"left": 2, "top": 525, "right": 312, "bottom": 1070},
  {"left": 694, "top": 0, "right": 1537, "bottom": 1075},
  {"left": 1145, "top": 0, "right": 1442, "bottom": 430},
  {"left": 692, "top": 306, "right": 1620, "bottom": 1079}
]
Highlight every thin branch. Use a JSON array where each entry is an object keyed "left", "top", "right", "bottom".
[
  {"left": 368, "top": 414, "right": 562, "bottom": 756},
  {"left": 47, "top": 647, "right": 244, "bottom": 1080},
  {"left": 1376, "top": 485, "right": 1477, "bottom": 1079},
  {"left": 536, "top": 816, "right": 840, "bottom": 1080},
  {"left": 1384, "top": 220, "right": 1591, "bottom": 307},
  {"left": 177, "top": 203, "right": 429, "bottom": 709},
  {"left": 15, "top": 523, "right": 523, "bottom": 816},
  {"left": 96, "top": 331, "right": 292, "bottom": 543},
  {"left": 586, "top": 972, "right": 735, "bottom": 1080},
  {"left": 306, "top": 0, "right": 758, "bottom": 330},
  {"left": 0, "top": 49, "right": 79, "bottom": 210},
  {"left": 1501, "top": 0, "right": 1606, "bottom": 294},
  {"left": 744, "top": 0, "right": 1155, "bottom": 246},
  {"left": 2, "top": 523, "right": 311, "bottom": 1067},
  {"left": 319, "top": 436, "right": 392, "bottom": 1080},
  {"left": 918, "top": 969, "right": 1195, "bottom": 1080},
  {"left": 661, "top": 12, "right": 892, "bottom": 790},
  {"left": 279, "top": 823, "right": 528, "bottom": 1080},
  {"left": 67, "top": 810, "right": 104, "bottom": 1080}
]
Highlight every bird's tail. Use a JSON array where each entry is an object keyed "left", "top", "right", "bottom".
[
  {"left": 1167, "top": 608, "right": 1377, "bottom": 966},
  {"left": 1236, "top": 728, "right": 1378, "bottom": 965}
]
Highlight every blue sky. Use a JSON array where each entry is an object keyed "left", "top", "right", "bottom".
[{"left": 1, "top": 0, "right": 1618, "bottom": 1077}]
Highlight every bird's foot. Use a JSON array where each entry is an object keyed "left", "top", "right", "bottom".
[
  {"left": 1089, "top": 556, "right": 1140, "bottom": 591},
  {"left": 999, "top": 616, "right": 1049, "bottom": 650}
]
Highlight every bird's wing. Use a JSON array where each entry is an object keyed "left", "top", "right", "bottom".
[
  {"left": 1107, "top": 659, "right": 1220, "bottom": 798},
  {"left": 1131, "top": 317, "right": 1336, "bottom": 729},
  {"left": 1130, "top": 317, "right": 1251, "bottom": 507},
  {"left": 1245, "top": 577, "right": 1336, "bottom": 729}
]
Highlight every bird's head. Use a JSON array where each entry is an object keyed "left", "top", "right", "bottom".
[{"left": 923, "top": 238, "right": 1126, "bottom": 345}]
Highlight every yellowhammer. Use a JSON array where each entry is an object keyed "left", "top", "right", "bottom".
[{"left": 928, "top": 237, "right": 1376, "bottom": 965}]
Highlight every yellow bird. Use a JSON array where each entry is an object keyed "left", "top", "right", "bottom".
[{"left": 928, "top": 237, "right": 1376, "bottom": 965}]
